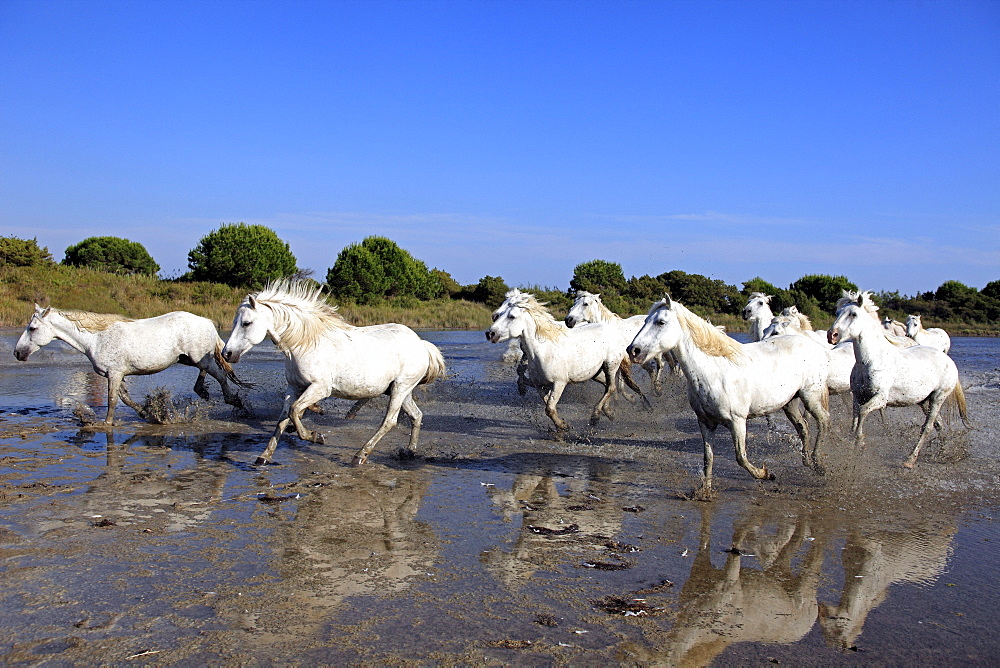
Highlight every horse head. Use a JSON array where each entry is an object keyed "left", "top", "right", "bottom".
[
  {"left": 223, "top": 294, "right": 272, "bottom": 363},
  {"left": 742, "top": 292, "right": 772, "bottom": 321},
  {"left": 628, "top": 296, "right": 679, "bottom": 364},
  {"left": 565, "top": 291, "right": 599, "bottom": 328},
  {"left": 14, "top": 304, "right": 55, "bottom": 361},
  {"left": 827, "top": 300, "right": 871, "bottom": 345}
]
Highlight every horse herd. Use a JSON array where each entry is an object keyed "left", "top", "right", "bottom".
[{"left": 12, "top": 281, "right": 969, "bottom": 496}]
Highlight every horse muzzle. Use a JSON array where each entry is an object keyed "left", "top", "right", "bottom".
[
  {"left": 628, "top": 345, "right": 646, "bottom": 365},
  {"left": 485, "top": 330, "right": 497, "bottom": 343},
  {"left": 13, "top": 348, "right": 29, "bottom": 362},
  {"left": 827, "top": 329, "right": 840, "bottom": 345},
  {"left": 222, "top": 347, "right": 242, "bottom": 363},
  {"left": 564, "top": 316, "right": 578, "bottom": 328}
]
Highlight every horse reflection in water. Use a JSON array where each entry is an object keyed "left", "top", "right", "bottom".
[
  {"left": 481, "top": 459, "right": 624, "bottom": 584},
  {"left": 225, "top": 469, "right": 439, "bottom": 647},
  {"left": 634, "top": 502, "right": 827, "bottom": 667},
  {"left": 819, "top": 516, "right": 956, "bottom": 649}
]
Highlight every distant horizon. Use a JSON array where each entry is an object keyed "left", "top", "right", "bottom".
[{"left": 3, "top": 1, "right": 997, "bottom": 297}]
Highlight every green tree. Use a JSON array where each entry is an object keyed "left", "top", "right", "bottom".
[
  {"left": 570, "top": 260, "right": 627, "bottom": 295},
  {"left": 657, "top": 270, "right": 741, "bottom": 315},
  {"left": 788, "top": 274, "right": 858, "bottom": 314},
  {"left": 326, "top": 236, "right": 441, "bottom": 303},
  {"left": 469, "top": 275, "right": 509, "bottom": 309},
  {"left": 982, "top": 280, "right": 1000, "bottom": 301},
  {"left": 935, "top": 280, "right": 977, "bottom": 304},
  {"left": 63, "top": 236, "right": 160, "bottom": 275},
  {"left": 187, "top": 223, "right": 298, "bottom": 288},
  {"left": 0, "top": 236, "right": 54, "bottom": 267},
  {"left": 432, "top": 268, "right": 462, "bottom": 298}
]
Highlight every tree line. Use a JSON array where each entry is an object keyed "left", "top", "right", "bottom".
[{"left": 2, "top": 228, "right": 998, "bottom": 326}]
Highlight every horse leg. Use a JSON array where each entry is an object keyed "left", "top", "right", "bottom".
[
  {"left": 400, "top": 393, "right": 423, "bottom": 454},
  {"left": 799, "top": 388, "right": 831, "bottom": 473},
  {"left": 516, "top": 357, "right": 529, "bottom": 396},
  {"left": 695, "top": 420, "right": 717, "bottom": 500},
  {"left": 730, "top": 416, "right": 773, "bottom": 481},
  {"left": 619, "top": 360, "right": 651, "bottom": 409},
  {"left": 854, "top": 393, "right": 887, "bottom": 449},
  {"left": 543, "top": 382, "right": 570, "bottom": 432},
  {"left": 200, "top": 357, "right": 245, "bottom": 408},
  {"left": 288, "top": 384, "right": 330, "bottom": 445},
  {"left": 344, "top": 398, "right": 369, "bottom": 419},
  {"left": 256, "top": 387, "right": 302, "bottom": 465},
  {"left": 782, "top": 404, "right": 811, "bottom": 467},
  {"left": 352, "top": 384, "right": 411, "bottom": 466},
  {"left": 903, "top": 393, "right": 946, "bottom": 469},
  {"left": 644, "top": 359, "right": 663, "bottom": 396},
  {"left": 193, "top": 370, "right": 211, "bottom": 401},
  {"left": 591, "top": 364, "right": 616, "bottom": 425}
]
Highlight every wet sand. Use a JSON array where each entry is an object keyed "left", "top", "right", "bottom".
[{"left": 1, "top": 330, "right": 999, "bottom": 665}]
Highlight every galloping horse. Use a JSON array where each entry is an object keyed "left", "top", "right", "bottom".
[
  {"left": 741, "top": 292, "right": 775, "bottom": 342},
  {"left": 630, "top": 297, "right": 830, "bottom": 496},
  {"left": 222, "top": 280, "right": 446, "bottom": 466},
  {"left": 565, "top": 290, "right": 674, "bottom": 394},
  {"left": 828, "top": 295, "right": 969, "bottom": 467},
  {"left": 905, "top": 314, "right": 951, "bottom": 354},
  {"left": 14, "top": 304, "right": 247, "bottom": 423},
  {"left": 486, "top": 289, "right": 633, "bottom": 431}
]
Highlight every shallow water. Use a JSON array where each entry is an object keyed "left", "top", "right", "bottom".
[{"left": 0, "top": 330, "right": 998, "bottom": 664}]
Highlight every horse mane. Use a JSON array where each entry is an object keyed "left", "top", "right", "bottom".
[
  {"left": 780, "top": 306, "right": 814, "bottom": 331},
  {"left": 250, "top": 279, "right": 349, "bottom": 350},
  {"left": 576, "top": 290, "right": 619, "bottom": 322},
  {"left": 508, "top": 290, "right": 566, "bottom": 342},
  {"left": 837, "top": 290, "right": 880, "bottom": 320},
  {"left": 748, "top": 292, "right": 771, "bottom": 302},
  {"left": 56, "top": 309, "right": 133, "bottom": 332},
  {"left": 661, "top": 300, "right": 744, "bottom": 361}
]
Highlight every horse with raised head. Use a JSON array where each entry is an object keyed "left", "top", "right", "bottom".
[
  {"left": 828, "top": 295, "right": 969, "bottom": 467},
  {"left": 486, "top": 289, "right": 632, "bottom": 431},
  {"left": 222, "top": 280, "right": 446, "bottom": 466},
  {"left": 905, "top": 314, "right": 951, "bottom": 354},
  {"left": 741, "top": 292, "right": 774, "bottom": 342},
  {"left": 14, "top": 304, "right": 248, "bottom": 423},
  {"left": 565, "top": 290, "right": 675, "bottom": 395},
  {"left": 629, "top": 297, "right": 830, "bottom": 496}
]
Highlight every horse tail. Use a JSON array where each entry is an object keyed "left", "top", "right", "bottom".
[
  {"left": 950, "top": 378, "right": 972, "bottom": 428},
  {"left": 421, "top": 341, "right": 447, "bottom": 385},
  {"left": 214, "top": 340, "right": 255, "bottom": 388}
]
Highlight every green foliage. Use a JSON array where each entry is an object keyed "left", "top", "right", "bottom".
[
  {"left": 464, "top": 275, "right": 509, "bottom": 309},
  {"left": 570, "top": 260, "right": 627, "bottom": 295},
  {"left": 0, "top": 236, "right": 54, "bottom": 267},
  {"left": 326, "top": 236, "right": 441, "bottom": 304},
  {"left": 657, "top": 270, "right": 742, "bottom": 316},
  {"left": 432, "top": 268, "right": 462, "bottom": 297},
  {"left": 788, "top": 274, "right": 858, "bottom": 313},
  {"left": 188, "top": 223, "right": 297, "bottom": 289},
  {"left": 62, "top": 236, "right": 160, "bottom": 276},
  {"left": 982, "top": 280, "right": 1000, "bottom": 301},
  {"left": 935, "top": 280, "right": 977, "bottom": 304}
]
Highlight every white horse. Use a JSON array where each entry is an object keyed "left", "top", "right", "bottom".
[
  {"left": 905, "top": 314, "right": 951, "bottom": 354},
  {"left": 882, "top": 316, "right": 907, "bottom": 337},
  {"left": 486, "top": 289, "right": 631, "bottom": 431},
  {"left": 565, "top": 290, "right": 675, "bottom": 395},
  {"left": 762, "top": 315, "right": 854, "bottom": 396},
  {"left": 629, "top": 297, "right": 830, "bottom": 496},
  {"left": 221, "top": 280, "right": 446, "bottom": 466},
  {"left": 765, "top": 311, "right": 831, "bottom": 348},
  {"left": 741, "top": 292, "right": 774, "bottom": 342},
  {"left": 14, "top": 304, "right": 247, "bottom": 424},
  {"left": 828, "top": 296, "right": 969, "bottom": 468}
]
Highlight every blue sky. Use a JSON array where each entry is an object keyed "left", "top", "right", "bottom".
[{"left": 2, "top": 0, "right": 998, "bottom": 296}]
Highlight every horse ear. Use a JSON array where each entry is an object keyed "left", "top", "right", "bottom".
[
  {"left": 663, "top": 293, "right": 673, "bottom": 307},
  {"left": 39, "top": 306, "right": 51, "bottom": 318},
  {"left": 248, "top": 294, "right": 257, "bottom": 309}
]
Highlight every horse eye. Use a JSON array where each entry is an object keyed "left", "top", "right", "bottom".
[
  {"left": 491, "top": 313, "right": 499, "bottom": 322},
  {"left": 241, "top": 320, "right": 252, "bottom": 328},
  {"left": 507, "top": 313, "right": 515, "bottom": 320}
]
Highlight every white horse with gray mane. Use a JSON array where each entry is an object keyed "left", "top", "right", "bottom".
[
  {"left": 828, "top": 294, "right": 969, "bottom": 468},
  {"left": 486, "top": 289, "right": 633, "bottom": 432},
  {"left": 221, "top": 280, "right": 446, "bottom": 466},
  {"left": 905, "top": 314, "right": 951, "bottom": 354},
  {"left": 629, "top": 297, "right": 830, "bottom": 497},
  {"left": 565, "top": 290, "right": 675, "bottom": 395},
  {"left": 14, "top": 304, "right": 248, "bottom": 424}
]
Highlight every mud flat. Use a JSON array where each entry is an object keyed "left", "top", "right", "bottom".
[{"left": 1, "top": 330, "right": 999, "bottom": 665}]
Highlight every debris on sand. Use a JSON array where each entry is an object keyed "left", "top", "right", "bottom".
[
  {"left": 581, "top": 560, "right": 632, "bottom": 571},
  {"left": 138, "top": 387, "right": 206, "bottom": 424},
  {"left": 527, "top": 523, "right": 580, "bottom": 536},
  {"left": 534, "top": 613, "right": 558, "bottom": 627},
  {"left": 590, "top": 595, "right": 664, "bottom": 616}
]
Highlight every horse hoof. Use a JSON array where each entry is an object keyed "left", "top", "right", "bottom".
[
  {"left": 313, "top": 432, "right": 325, "bottom": 445},
  {"left": 397, "top": 448, "right": 417, "bottom": 461},
  {"left": 254, "top": 457, "right": 269, "bottom": 466},
  {"left": 693, "top": 486, "right": 718, "bottom": 502},
  {"left": 902, "top": 460, "right": 916, "bottom": 469},
  {"left": 351, "top": 455, "right": 367, "bottom": 467}
]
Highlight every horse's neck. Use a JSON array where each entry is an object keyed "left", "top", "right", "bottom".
[
  {"left": 50, "top": 313, "right": 100, "bottom": 355},
  {"left": 517, "top": 315, "right": 552, "bottom": 360},
  {"left": 672, "top": 327, "right": 727, "bottom": 383},
  {"left": 852, "top": 325, "right": 894, "bottom": 369},
  {"left": 750, "top": 309, "right": 772, "bottom": 340},
  {"left": 596, "top": 303, "right": 619, "bottom": 323}
]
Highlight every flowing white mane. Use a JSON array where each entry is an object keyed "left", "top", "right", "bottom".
[
  {"left": 57, "top": 309, "right": 134, "bottom": 332},
  {"left": 653, "top": 299, "right": 744, "bottom": 361},
  {"left": 836, "top": 290, "right": 880, "bottom": 320},
  {"left": 506, "top": 289, "right": 566, "bottom": 342},
  {"left": 250, "top": 280, "right": 349, "bottom": 350}
]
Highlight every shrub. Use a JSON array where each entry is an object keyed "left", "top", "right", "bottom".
[
  {"left": 62, "top": 236, "right": 160, "bottom": 275},
  {"left": 327, "top": 236, "right": 441, "bottom": 303},
  {"left": 187, "top": 223, "right": 297, "bottom": 288},
  {"left": 0, "top": 236, "right": 54, "bottom": 267}
]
